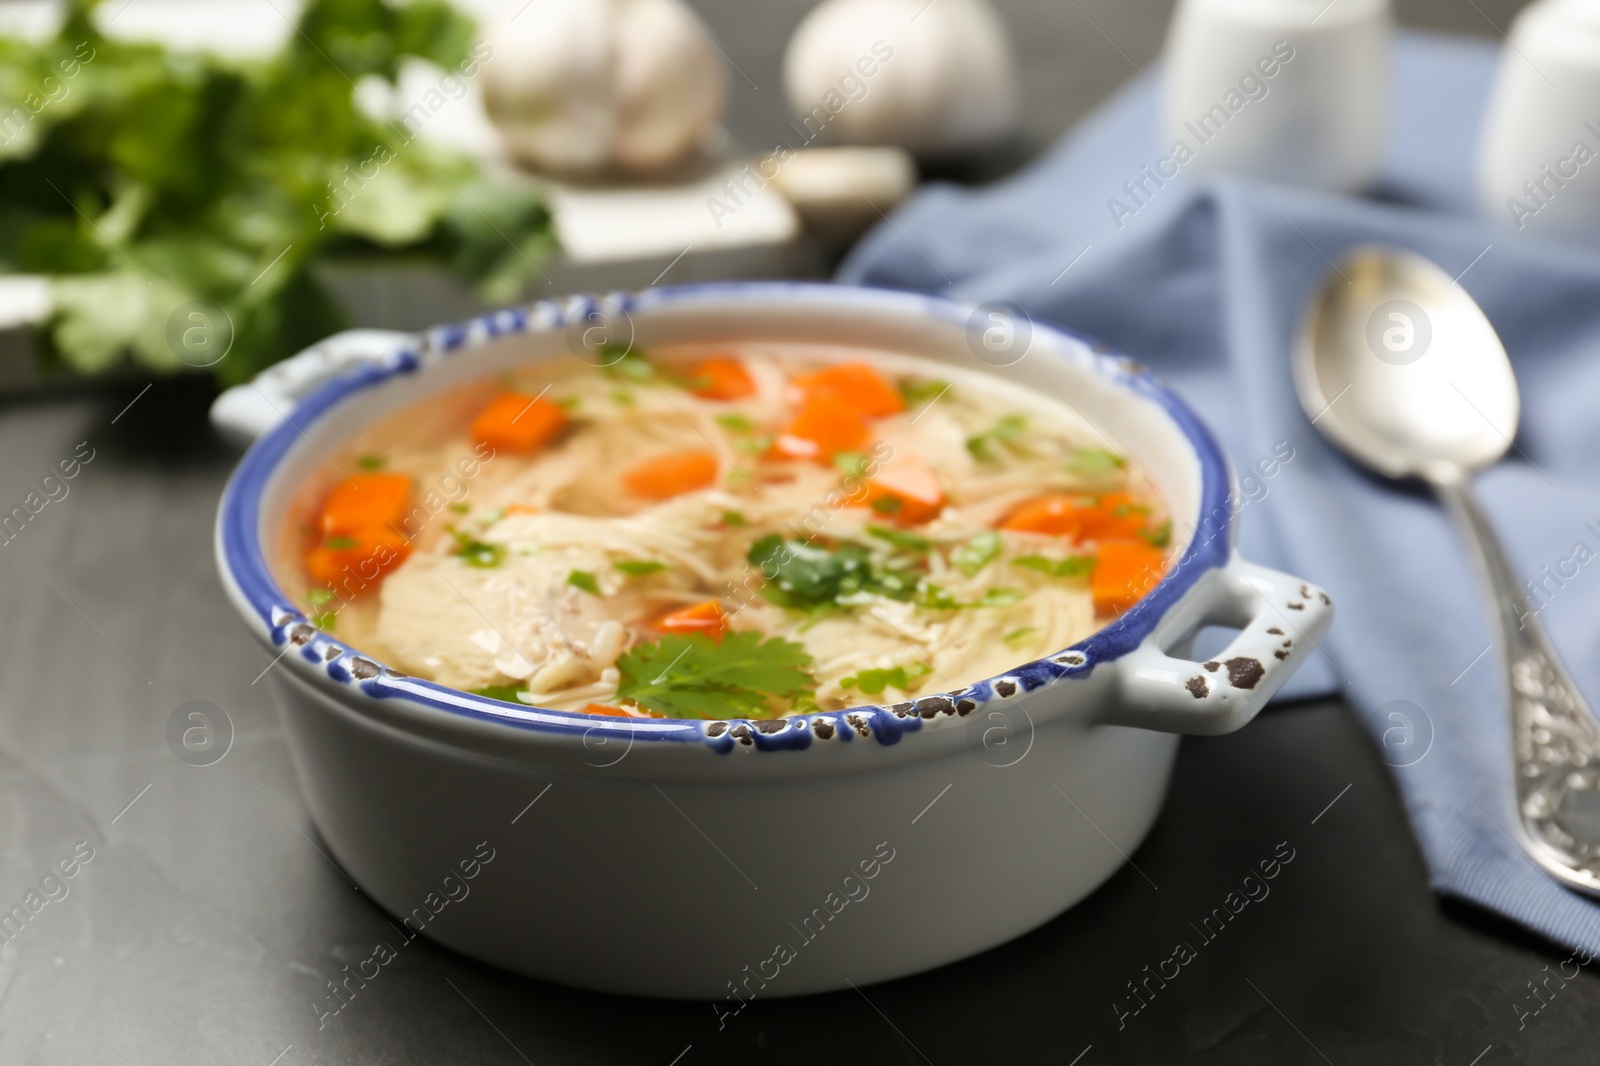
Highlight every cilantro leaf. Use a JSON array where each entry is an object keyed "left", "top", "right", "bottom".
[
  {"left": 615, "top": 632, "right": 816, "bottom": 719},
  {"left": 716, "top": 413, "right": 756, "bottom": 433},
  {"left": 748, "top": 535, "right": 918, "bottom": 610},
  {"left": 950, "top": 531, "right": 1001, "bottom": 576},
  {"left": 567, "top": 570, "right": 601, "bottom": 595}
]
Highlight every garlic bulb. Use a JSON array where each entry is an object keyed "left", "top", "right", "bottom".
[
  {"left": 481, "top": 0, "right": 728, "bottom": 176},
  {"left": 782, "top": 0, "right": 1020, "bottom": 158}
]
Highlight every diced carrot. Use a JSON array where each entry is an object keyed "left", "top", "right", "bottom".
[
  {"left": 689, "top": 356, "right": 757, "bottom": 400},
  {"left": 581, "top": 702, "right": 633, "bottom": 718},
  {"left": 769, "top": 392, "right": 871, "bottom": 461},
  {"left": 1078, "top": 492, "right": 1154, "bottom": 541},
  {"left": 998, "top": 493, "right": 1095, "bottom": 537},
  {"left": 863, "top": 454, "right": 944, "bottom": 525},
  {"left": 793, "top": 363, "right": 904, "bottom": 418},
  {"left": 305, "top": 525, "right": 414, "bottom": 590},
  {"left": 321, "top": 473, "right": 413, "bottom": 536},
  {"left": 653, "top": 599, "right": 729, "bottom": 639},
  {"left": 470, "top": 392, "right": 567, "bottom": 454},
  {"left": 1092, "top": 539, "right": 1166, "bottom": 616},
  {"left": 622, "top": 450, "right": 720, "bottom": 500}
]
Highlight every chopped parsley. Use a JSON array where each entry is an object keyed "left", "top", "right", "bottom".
[
  {"left": 324, "top": 536, "right": 359, "bottom": 550},
  {"left": 473, "top": 683, "right": 531, "bottom": 704},
  {"left": 722, "top": 510, "right": 749, "bottom": 528},
  {"left": 611, "top": 388, "right": 635, "bottom": 406},
  {"left": 448, "top": 502, "right": 470, "bottom": 514},
  {"left": 917, "top": 585, "right": 1024, "bottom": 610},
  {"left": 311, "top": 610, "right": 338, "bottom": 630},
  {"left": 356, "top": 454, "right": 387, "bottom": 471},
  {"left": 833, "top": 451, "right": 871, "bottom": 478},
  {"left": 614, "top": 559, "right": 668, "bottom": 576},
  {"left": 601, "top": 345, "right": 655, "bottom": 383},
  {"left": 567, "top": 570, "right": 601, "bottom": 595},
  {"left": 1014, "top": 554, "right": 1095, "bottom": 578},
  {"left": 307, "top": 588, "right": 335, "bottom": 607},
  {"left": 1003, "top": 626, "right": 1038, "bottom": 646},
  {"left": 716, "top": 413, "right": 757, "bottom": 433},
  {"left": 747, "top": 535, "right": 918, "bottom": 611},
  {"left": 966, "top": 414, "right": 1028, "bottom": 462},
  {"left": 866, "top": 524, "right": 930, "bottom": 553},
  {"left": 1066, "top": 448, "right": 1126, "bottom": 476},
  {"left": 451, "top": 531, "right": 505, "bottom": 568},
  {"left": 840, "top": 663, "right": 932, "bottom": 695},
  {"left": 899, "top": 378, "right": 951, "bottom": 405},
  {"left": 1138, "top": 520, "right": 1173, "bottom": 549},
  {"left": 555, "top": 395, "right": 582, "bottom": 410},
  {"left": 950, "top": 531, "right": 1001, "bottom": 576},
  {"left": 870, "top": 496, "right": 903, "bottom": 515},
  {"left": 615, "top": 632, "right": 817, "bottom": 719}
]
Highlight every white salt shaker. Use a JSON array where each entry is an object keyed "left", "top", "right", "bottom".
[
  {"left": 1477, "top": 0, "right": 1600, "bottom": 240},
  {"left": 1160, "top": 0, "right": 1391, "bottom": 193}
]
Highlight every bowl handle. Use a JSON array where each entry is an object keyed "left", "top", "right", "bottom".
[
  {"left": 209, "top": 329, "right": 413, "bottom": 448},
  {"left": 1099, "top": 558, "right": 1334, "bottom": 736}
]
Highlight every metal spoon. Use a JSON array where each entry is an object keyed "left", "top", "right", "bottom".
[{"left": 1295, "top": 244, "right": 1600, "bottom": 897}]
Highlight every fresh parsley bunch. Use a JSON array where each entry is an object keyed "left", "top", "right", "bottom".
[{"left": 0, "top": 0, "right": 552, "bottom": 385}]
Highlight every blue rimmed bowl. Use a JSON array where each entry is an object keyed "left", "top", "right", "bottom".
[{"left": 212, "top": 282, "right": 1331, "bottom": 999}]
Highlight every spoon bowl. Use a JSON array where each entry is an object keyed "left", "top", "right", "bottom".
[{"left": 1294, "top": 245, "right": 1520, "bottom": 480}]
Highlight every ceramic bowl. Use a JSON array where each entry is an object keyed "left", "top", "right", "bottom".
[{"left": 212, "top": 282, "right": 1332, "bottom": 999}]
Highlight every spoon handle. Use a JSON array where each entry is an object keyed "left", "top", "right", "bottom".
[{"left": 1430, "top": 471, "right": 1600, "bottom": 895}]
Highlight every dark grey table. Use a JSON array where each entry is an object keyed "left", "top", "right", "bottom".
[{"left": 5, "top": 1, "right": 1593, "bottom": 1063}]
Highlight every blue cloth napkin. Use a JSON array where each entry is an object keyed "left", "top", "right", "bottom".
[{"left": 839, "top": 31, "right": 1600, "bottom": 954}]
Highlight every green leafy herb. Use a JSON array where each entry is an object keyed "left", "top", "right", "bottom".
[
  {"left": 951, "top": 530, "right": 1001, "bottom": 576},
  {"left": 452, "top": 531, "right": 504, "bottom": 568},
  {"left": 716, "top": 413, "right": 756, "bottom": 433},
  {"left": 615, "top": 632, "right": 817, "bottom": 719},
  {"left": 866, "top": 524, "right": 930, "bottom": 553},
  {"left": 447, "top": 502, "right": 470, "bottom": 514},
  {"left": 1066, "top": 448, "right": 1127, "bottom": 476},
  {"left": 601, "top": 347, "right": 655, "bottom": 383},
  {"left": 1014, "top": 554, "right": 1095, "bottom": 578},
  {"left": 478, "top": 507, "right": 505, "bottom": 525},
  {"left": 311, "top": 610, "right": 338, "bottom": 630},
  {"left": 1003, "top": 626, "right": 1038, "bottom": 646},
  {"left": 840, "top": 663, "right": 932, "bottom": 696},
  {"left": 472, "top": 683, "right": 530, "bottom": 704},
  {"left": 1138, "top": 520, "right": 1173, "bottom": 549},
  {"left": 899, "top": 378, "right": 950, "bottom": 405},
  {"left": 5, "top": 0, "right": 552, "bottom": 385},
  {"left": 735, "top": 435, "right": 774, "bottom": 455},
  {"left": 611, "top": 388, "right": 635, "bottom": 406},
  {"left": 966, "top": 415, "right": 1029, "bottom": 462},
  {"left": 567, "top": 570, "right": 601, "bottom": 595},
  {"left": 747, "top": 535, "right": 918, "bottom": 611},
  {"left": 722, "top": 510, "right": 749, "bottom": 528},
  {"left": 833, "top": 451, "right": 870, "bottom": 478},
  {"left": 356, "top": 454, "right": 387, "bottom": 471},
  {"left": 324, "top": 536, "right": 359, "bottom": 550},
  {"left": 917, "top": 584, "right": 1025, "bottom": 610},
  {"left": 307, "top": 588, "right": 335, "bottom": 607},
  {"left": 614, "top": 559, "right": 668, "bottom": 576},
  {"left": 870, "top": 496, "right": 903, "bottom": 515},
  {"left": 555, "top": 395, "right": 582, "bottom": 410}
]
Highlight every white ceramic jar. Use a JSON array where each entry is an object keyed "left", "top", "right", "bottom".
[
  {"left": 1477, "top": 0, "right": 1600, "bottom": 240},
  {"left": 1160, "top": 0, "right": 1391, "bottom": 193}
]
